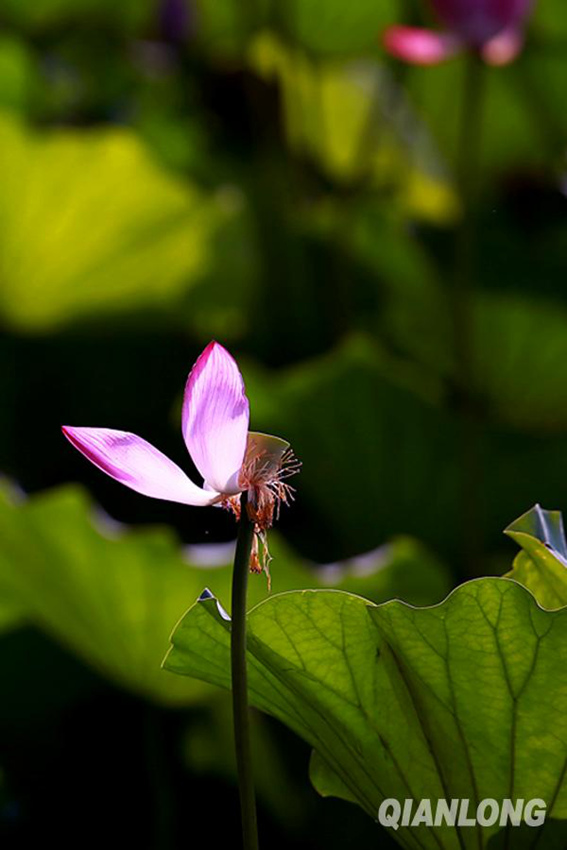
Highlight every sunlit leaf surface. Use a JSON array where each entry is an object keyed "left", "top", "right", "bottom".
[
  {"left": 505, "top": 503, "right": 567, "bottom": 609},
  {"left": 0, "top": 114, "right": 229, "bottom": 331},
  {"left": 166, "top": 579, "right": 567, "bottom": 848}
]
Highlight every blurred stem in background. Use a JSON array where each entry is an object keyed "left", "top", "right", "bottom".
[
  {"left": 231, "top": 491, "right": 259, "bottom": 850},
  {"left": 452, "top": 52, "right": 486, "bottom": 576},
  {"left": 144, "top": 705, "right": 175, "bottom": 850}
]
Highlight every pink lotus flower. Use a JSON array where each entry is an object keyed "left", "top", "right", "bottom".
[
  {"left": 62, "top": 342, "right": 297, "bottom": 549},
  {"left": 383, "top": 0, "right": 535, "bottom": 66}
]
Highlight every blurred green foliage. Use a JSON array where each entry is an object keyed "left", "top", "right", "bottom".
[
  {"left": 0, "top": 0, "right": 153, "bottom": 30},
  {"left": 0, "top": 114, "right": 233, "bottom": 330},
  {"left": 0, "top": 481, "right": 451, "bottom": 704}
]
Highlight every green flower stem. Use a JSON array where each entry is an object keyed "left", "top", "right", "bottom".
[
  {"left": 452, "top": 51, "right": 486, "bottom": 576},
  {"left": 231, "top": 490, "right": 259, "bottom": 850}
]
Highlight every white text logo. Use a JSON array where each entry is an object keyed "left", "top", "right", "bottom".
[{"left": 377, "top": 799, "right": 547, "bottom": 831}]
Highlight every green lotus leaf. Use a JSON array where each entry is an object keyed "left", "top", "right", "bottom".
[
  {"left": 166, "top": 579, "right": 567, "bottom": 848},
  {"left": 0, "top": 113, "right": 230, "bottom": 331},
  {"left": 242, "top": 334, "right": 567, "bottom": 560},
  {"left": 248, "top": 33, "right": 456, "bottom": 223},
  {"left": 0, "top": 482, "right": 448, "bottom": 703},
  {"left": 505, "top": 504, "right": 567, "bottom": 609},
  {"left": 0, "top": 597, "right": 25, "bottom": 633}
]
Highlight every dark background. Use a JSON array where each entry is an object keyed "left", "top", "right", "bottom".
[{"left": 0, "top": 0, "right": 566, "bottom": 847}]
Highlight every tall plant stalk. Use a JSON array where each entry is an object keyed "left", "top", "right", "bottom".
[{"left": 231, "top": 490, "right": 259, "bottom": 850}]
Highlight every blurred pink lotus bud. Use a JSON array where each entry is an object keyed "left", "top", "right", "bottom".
[
  {"left": 159, "top": 0, "right": 193, "bottom": 43},
  {"left": 384, "top": 0, "right": 536, "bottom": 66}
]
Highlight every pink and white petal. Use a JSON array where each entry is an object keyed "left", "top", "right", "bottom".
[
  {"left": 182, "top": 341, "right": 250, "bottom": 495},
  {"left": 481, "top": 26, "right": 525, "bottom": 66},
  {"left": 383, "top": 26, "right": 462, "bottom": 65},
  {"left": 62, "top": 426, "right": 220, "bottom": 506}
]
